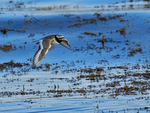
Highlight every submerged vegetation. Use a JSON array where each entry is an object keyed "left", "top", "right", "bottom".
[
  {"left": 0, "top": 44, "right": 16, "bottom": 52},
  {"left": 119, "top": 27, "right": 126, "bottom": 35},
  {"left": 0, "top": 59, "right": 150, "bottom": 106},
  {"left": 83, "top": 32, "right": 97, "bottom": 36},
  {"left": 128, "top": 47, "right": 142, "bottom": 56},
  {"left": 1, "top": 28, "right": 8, "bottom": 34}
]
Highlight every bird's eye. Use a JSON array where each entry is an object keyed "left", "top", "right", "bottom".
[{"left": 59, "top": 37, "right": 65, "bottom": 40}]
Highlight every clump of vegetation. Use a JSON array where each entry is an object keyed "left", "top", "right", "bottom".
[
  {"left": 25, "top": 19, "right": 29, "bottom": 23},
  {"left": 119, "top": 27, "right": 126, "bottom": 35},
  {"left": 97, "top": 35, "right": 105, "bottom": 43},
  {"left": 128, "top": 47, "right": 142, "bottom": 56},
  {"left": 96, "top": 67, "right": 104, "bottom": 71},
  {"left": 68, "top": 18, "right": 97, "bottom": 28},
  {"left": 94, "top": 13, "right": 101, "bottom": 17},
  {"left": 97, "top": 35, "right": 105, "bottom": 48},
  {"left": 90, "top": 18, "right": 97, "bottom": 23},
  {"left": 84, "top": 32, "right": 97, "bottom": 36},
  {"left": 0, "top": 44, "right": 16, "bottom": 52},
  {"left": 1, "top": 28, "right": 8, "bottom": 34},
  {"left": 68, "top": 23, "right": 83, "bottom": 27},
  {"left": 0, "top": 60, "right": 25, "bottom": 71},
  {"left": 108, "top": 66, "right": 128, "bottom": 70},
  {"left": 17, "top": 29, "right": 26, "bottom": 33},
  {"left": 98, "top": 17, "right": 107, "bottom": 21},
  {"left": 120, "top": 18, "right": 126, "bottom": 22},
  {"left": 131, "top": 80, "right": 147, "bottom": 85}
]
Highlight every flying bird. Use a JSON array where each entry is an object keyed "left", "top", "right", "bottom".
[{"left": 33, "top": 35, "right": 72, "bottom": 66}]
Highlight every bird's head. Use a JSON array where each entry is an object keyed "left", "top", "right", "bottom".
[{"left": 55, "top": 35, "right": 72, "bottom": 50}]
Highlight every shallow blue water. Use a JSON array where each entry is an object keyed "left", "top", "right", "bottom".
[
  {"left": 0, "top": 12, "right": 150, "bottom": 66},
  {"left": 0, "top": 96, "right": 149, "bottom": 113}
]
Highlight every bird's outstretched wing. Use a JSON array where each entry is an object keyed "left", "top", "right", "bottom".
[
  {"left": 60, "top": 39, "right": 72, "bottom": 50},
  {"left": 33, "top": 39, "right": 51, "bottom": 66}
]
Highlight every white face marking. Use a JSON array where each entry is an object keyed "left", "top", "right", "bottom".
[
  {"left": 52, "top": 35, "right": 65, "bottom": 45},
  {"left": 56, "top": 35, "right": 64, "bottom": 39}
]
